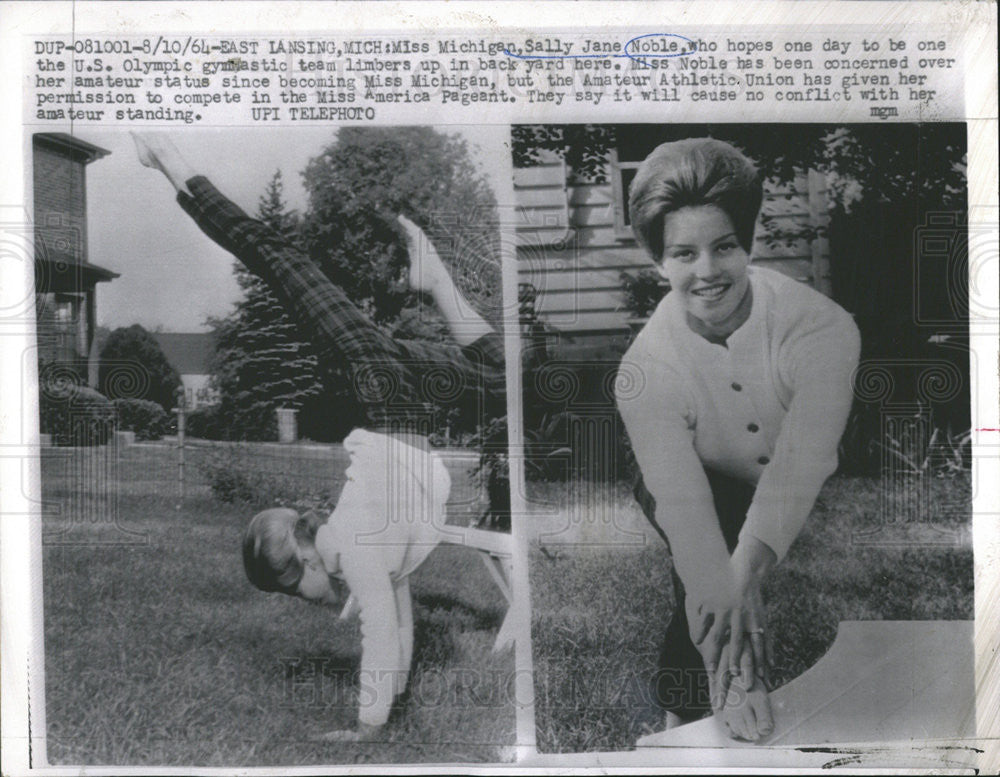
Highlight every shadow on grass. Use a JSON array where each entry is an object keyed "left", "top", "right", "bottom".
[{"left": 415, "top": 592, "right": 504, "bottom": 632}]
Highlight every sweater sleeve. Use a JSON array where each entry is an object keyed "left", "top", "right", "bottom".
[
  {"left": 739, "top": 306, "right": 861, "bottom": 562},
  {"left": 338, "top": 548, "right": 406, "bottom": 727},
  {"left": 318, "top": 463, "right": 412, "bottom": 728},
  {"left": 616, "top": 353, "right": 735, "bottom": 599}
]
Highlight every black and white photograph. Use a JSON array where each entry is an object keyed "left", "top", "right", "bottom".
[
  {"left": 1, "top": 1, "right": 997, "bottom": 774},
  {"left": 513, "top": 123, "right": 976, "bottom": 756},
  {"left": 29, "top": 125, "right": 518, "bottom": 764}
]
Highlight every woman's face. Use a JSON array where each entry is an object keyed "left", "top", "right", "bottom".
[
  {"left": 656, "top": 204, "right": 751, "bottom": 335},
  {"left": 296, "top": 542, "right": 341, "bottom": 606}
]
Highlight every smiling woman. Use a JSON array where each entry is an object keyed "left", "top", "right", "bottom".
[
  {"left": 655, "top": 205, "right": 752, "bottom": 343},
  {"left": 629, "top": 139, "right": 761, "bottom": 345},
  {"left": 616, "top": 137, "right": 861, "bottom": 741}
]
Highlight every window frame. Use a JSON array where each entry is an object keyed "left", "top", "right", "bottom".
[{"left": 609, "top": 148, "right": 642, "bottom": 241}]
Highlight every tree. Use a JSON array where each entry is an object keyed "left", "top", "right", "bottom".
[
  {"left": 300, "top": 127, "right": 502, "bottom": 333},
  {"left": 98, "top": 324, "right": 181, "bottom": 411},
  {"left": 206, "top": 129, "right": 503, "bottom": 443},
  {"left": 513, "top": 123, "right": 967, "bottom": 223},
  {"left": 298, "top": 127, "right": 504, "bottom": 439}
]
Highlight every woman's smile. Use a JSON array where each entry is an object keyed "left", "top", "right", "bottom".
[{"left": 689, "top": 280, "right": 733, "bottom": 301}]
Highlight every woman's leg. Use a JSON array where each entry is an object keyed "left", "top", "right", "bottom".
[
  {"left": 652, "top": 568, "right": 714, "bottom": 721},
  {"left": 134, "top": 134, "right": 503, "bottom": 405},
  {"left": 398, "top": 216, "right": 493, "bottom": 347},
  {"left": 135, "top": 133, "right": 407, "bottom": 372},
  {"left": 636, "top": 470, "right": 756, "bottom": 722}
]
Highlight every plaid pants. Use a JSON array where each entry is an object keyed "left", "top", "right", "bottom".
[{"left": 177, "top": 176, "right": 505, "bottom": 431}]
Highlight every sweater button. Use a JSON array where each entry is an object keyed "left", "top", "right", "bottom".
[
  {"left": 731, "top": 382, "right": 743, "bottom": 391},
  {"left": 747, "top": 423, "right": 759, "bottom": 433},
  {"left": 758, "top": 455, "right": 770, "bottom": 465}
]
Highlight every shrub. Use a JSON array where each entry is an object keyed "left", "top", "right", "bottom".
[
  {"left": 619, "top": 269, "right": 668, "bottom": 319},
  {"left": 201, "top": 444, "right": 337, "bottom": 509},
  {"left": 521, "top": 359, "right": 637, "bottom": 484},
  {"left": 39, "top": 384, "right": 115, "bottom": 446},
  {"left": 205, "top": 459, "right": 278, "bottom": 505},
  {"left": 210, "top": 129, "right": 503, "bottom": 445},
  {"left": 184, "top": 405, "right": 228, "bottom": 440},
  {"left": 98, "top": 324, "right": 181, "bottom": 411},
  {"left": 112, "top": 398, "right": 168, "bottom": 441}
]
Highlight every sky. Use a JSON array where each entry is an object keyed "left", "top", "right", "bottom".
[{"left": 83, "top": 126, "right": 506, "bottom": 333}]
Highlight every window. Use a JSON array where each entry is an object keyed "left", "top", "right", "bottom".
[
  {"left": 609, "top": 149, "right": 641, "bottom": 239},
  {"left": 36, "top": 292, "right": 87, "bottom": 362}
]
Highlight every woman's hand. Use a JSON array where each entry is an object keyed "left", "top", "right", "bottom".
[
  {"left": 688, "top": 536, "right": 775, "bottom": 702},
  {"left": 731, "top": 536, "right": 776, "bottom": 687},
  {"left": 311, "top": 722, "right": 383, "bottom": 743},
  {"left": 686, "top": 584, "right": 759, "bottom": 705},
  {"left": 688, "top": 591, "right": 766, "bottom": 700},
  {"left": 739, "top": 580, "right": 770, "bottom": 688}
]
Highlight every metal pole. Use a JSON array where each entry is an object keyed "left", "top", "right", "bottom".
[{"left": 175, "top": 387, "right": 186, "bottom": 506}]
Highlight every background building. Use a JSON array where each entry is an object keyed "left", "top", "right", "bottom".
[
  {"left": 33, "top": 132, "right": 118, "bottom": 386},
  {"left": 151, "top": 332, "right": 219, "bottom": 410}
]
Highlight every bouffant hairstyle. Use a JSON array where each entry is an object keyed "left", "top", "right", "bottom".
[
  {"left": 242, "top": 508, "right": 323, "bottom": 595},
  {"left": 628, "top": 138, "right": 763, "bottom": 261}
]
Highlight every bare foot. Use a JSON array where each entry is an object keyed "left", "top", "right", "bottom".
[
  {"left": 713, "top": 644, "right": 774, "bottom": 741},
  {"left": 131, "top": 132, "right": 195, "bottom": 193},
  {"left": 132, "top": 131, "right": 173, "bottom": 170},
  {"left": 312, "top": 721, "right": 384, "bottom": 743},
  {"left": 397, "top": 215, "right": 451, "bottom": 296},
  {"left": 311, "top": 728, "right": 361, "bottom": 743},
  {"left": 719, "top": 679, "right": 774, "bottom": 741}
]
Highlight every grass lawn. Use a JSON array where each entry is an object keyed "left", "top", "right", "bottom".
[
  {"left": 527, "top": 472, "right": 974, "bottom": 753},
  {"left": 42, "top": 448, "right": 514, "bottom": 765}
]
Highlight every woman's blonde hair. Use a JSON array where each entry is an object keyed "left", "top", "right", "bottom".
[
  {"left": 629, "top": 138, "right": 763, "bottom": 261},
  {"left": 242, "top": 508, "right": 322, "bottom": 594}
]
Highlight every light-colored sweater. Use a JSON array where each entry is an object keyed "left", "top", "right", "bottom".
[
  {"left": 314, "top": 429, "right": 452, "bottom": 727},
  {"left": 616, "top": 266, "right": 860, "bottom": 597}
]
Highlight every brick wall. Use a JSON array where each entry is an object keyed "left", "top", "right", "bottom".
[{"left": 33, "top": 144, "right": 87, "bottom": 266}]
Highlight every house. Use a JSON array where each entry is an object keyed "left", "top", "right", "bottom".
[
  {"left": 33, "top": 133, "right": 118, "bottom": 386},
  {"left": 514, "top": 130, "right": 832, "bottom": 359},
  {"left": 151, "top": 332, "right": 219, "bottom": 410}
]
